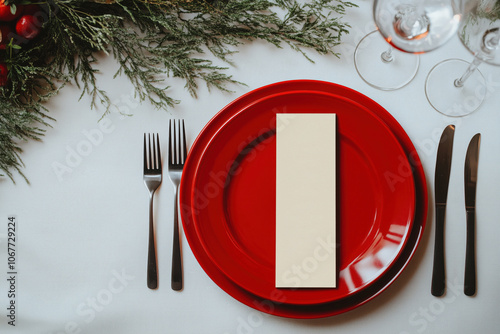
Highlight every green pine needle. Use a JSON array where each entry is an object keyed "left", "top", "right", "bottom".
[{"left": 0, "top": 0, "right": 357, "bottom": 182}]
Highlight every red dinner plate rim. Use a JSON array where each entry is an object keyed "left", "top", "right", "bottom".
[{"left": 180, "top": 80, "right": 428, "bottom": 318}]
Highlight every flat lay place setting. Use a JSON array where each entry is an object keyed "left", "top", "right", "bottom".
[{"left": 1, "top": 1, "right": 500, "bottom": 334}]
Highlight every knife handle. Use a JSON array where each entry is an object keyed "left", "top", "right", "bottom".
[
  {"left": 432, "top": 205, "right": 446, "bottom": 296},
  {"left": 464, "top": 209, "right": 476, "bottom": 296}
]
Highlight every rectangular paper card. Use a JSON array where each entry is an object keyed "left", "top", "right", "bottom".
[{"left": 275, "top": 113, "right": 336, "bottom": 288}]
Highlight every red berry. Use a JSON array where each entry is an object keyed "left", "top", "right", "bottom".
[
  {"left": 22, "top": 4, "right": 45, "bottom": 26},
  {"left": 0, "top": 24, "right": 12, "bottom": 49},
  {"left": 16, "top": 15, "right": 40, "bottom": 40},
  {"left": 0, "top": 63, "right": 8, "bottom": 87},
  {"left": 0, "top": 0, "right": 22, "bottom": 21}
]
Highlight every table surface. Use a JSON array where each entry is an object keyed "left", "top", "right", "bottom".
[{"left": 1, "top": 1, "right": 500, "bottom": 333}]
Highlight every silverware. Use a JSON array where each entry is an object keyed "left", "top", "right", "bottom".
[
  {"left": 464, "top": 133, "right": 480, "bottom": 296},
  {"left": 143, "top": 133, "right": 162, "bottom": 290},
  {"left": 168, "top": 119, "right": 187, "bottom": 291},
  {"left": 431, "top": 124, "right": 455, "bottom": 297}
]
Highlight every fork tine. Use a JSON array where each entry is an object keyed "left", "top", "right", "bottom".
[
  {"left": 174, "top": 120, "right": 178, "bottom": 165},
  {"left": 156, "top": 133, "right": 162, "bottom": 170},
  {"left": 181, "top": 119, "right": 187, "bottom": 163},
  {"left": 143, "top": 133, "right": 147, "bottom": 172},
  {"left": 168, "top": 120, "right": 173, "bottom": 165},
  {"left": 153, "top": 133, "right": 158, "bottom": 169},
  {"left": 149, "top": 133, "right": 154, "bottom": 170}
]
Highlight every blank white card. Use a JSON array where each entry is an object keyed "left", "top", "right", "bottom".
[{"left": 275, "top": 113, "right": 336, "bottom": 288}]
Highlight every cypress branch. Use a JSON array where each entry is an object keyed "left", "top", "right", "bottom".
[{"left": 0, "top": 0, "right": 357, "bottom": 182}]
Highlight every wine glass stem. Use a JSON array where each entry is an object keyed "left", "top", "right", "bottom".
[
  {"left": 381, "top": 47, "right": 394, "bottom": 63},
  {"left": 454, "top": 56, "right": 483, "bottom": 87}
]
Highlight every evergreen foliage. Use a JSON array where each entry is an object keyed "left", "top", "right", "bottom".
[{"left": 0, "top": 0, "right": 356, "bottom": 182}]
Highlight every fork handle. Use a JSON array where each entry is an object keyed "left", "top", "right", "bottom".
[
  {"left": 171, "top": 186, "right": 183, "bottom": 291},
  {"left": 147, "top": 195, "right": 158, "bottom": 289}
]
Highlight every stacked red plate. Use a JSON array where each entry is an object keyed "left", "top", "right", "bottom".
[{"left": 179, "top": 80, "right": 427, "bottom": 318}]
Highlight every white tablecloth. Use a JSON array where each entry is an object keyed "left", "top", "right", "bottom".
[{"left": 1, "top": 1, "right": 500, "bottom": 333}]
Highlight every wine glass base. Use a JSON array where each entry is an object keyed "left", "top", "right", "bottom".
[
  {"left": 354, "top": 30, "right": 420, "bottom": 91},
  {"left": 425, "top": 59, "right": 486, "bottom": 117}
]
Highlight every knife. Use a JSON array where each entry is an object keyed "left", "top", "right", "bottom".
[
  {"left": 464, "top": 133, "right": 480, "bottom": 296},
  {"left": 431, "top": 124, "right": 455, "bottom": 297}
]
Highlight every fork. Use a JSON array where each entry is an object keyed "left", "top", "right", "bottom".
[
  {"left": 168, "top": 119, "right": 187, "bottom": 291},
  {"left": 143, "top": 133, "right": 162, "bottom": 290}
]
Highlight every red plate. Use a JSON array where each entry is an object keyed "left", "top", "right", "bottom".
[
  {"left": 180, "top": 80, "right": 427, "bottom": 317},
  {"left": 184, "top": 90, "right": 415, "bottom": 305}
]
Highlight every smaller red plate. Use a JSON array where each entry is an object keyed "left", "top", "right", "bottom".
[{"left": 184, "top": 90, "right": 415, "bottom": 305}]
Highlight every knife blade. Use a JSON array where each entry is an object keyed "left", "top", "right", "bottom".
[
  {"left": 464, "top": 133, "right": 480, "bottom": 296},
  {"left": 431, "top": 124, "right": 455, "bottom": 297}
]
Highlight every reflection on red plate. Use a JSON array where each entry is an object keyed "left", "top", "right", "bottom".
[
  {"left": 180, "top": 80, "right": 427, "bottom": 318},
  {"left": 187, "top": 91, "right": 415, "bottom": 305}
]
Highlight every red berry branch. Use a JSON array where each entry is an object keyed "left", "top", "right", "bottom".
[{"left": 0, "top": 0, "right": 44, "bottom": 86}]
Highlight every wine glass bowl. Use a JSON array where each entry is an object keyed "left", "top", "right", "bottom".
[
  {"left": 375, "top": 1, "right": 460, "bottom": 53},
  {"left": 425, "top": 0, "right": 500, "bottom": 117},
  {"left": 354, "top": 0, "right": 460, "bottom": 91},
  {"left": 459, "top": 1, "right": 500, "bottom": 64},
  {"left": 393, "top": 6, "right": 431, "bottom": 41}
]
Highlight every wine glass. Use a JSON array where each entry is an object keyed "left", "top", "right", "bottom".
[
  {"left": 425, "top": 0, "right": 500, "bottom": 117},
  {"left": 354, "top": 0, "right": 461, "bottom": 91}
]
